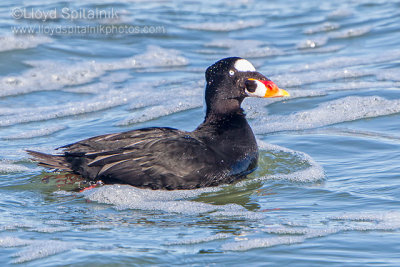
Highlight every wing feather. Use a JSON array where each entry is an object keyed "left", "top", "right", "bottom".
[{"left": 59, "top": 127, "right": 229, "bottom": 189}]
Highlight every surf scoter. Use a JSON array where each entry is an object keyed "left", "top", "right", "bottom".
[{"left": 28, "top": 57, "right": 289, "bottom": 190}]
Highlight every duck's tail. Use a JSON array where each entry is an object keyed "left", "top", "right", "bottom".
[{"left": 26, "top": 150, "right": 72, "bottom": 171}]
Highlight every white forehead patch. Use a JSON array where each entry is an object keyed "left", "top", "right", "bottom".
[{"left": 234, "top": 59, "right": 256, "bottom": 72}]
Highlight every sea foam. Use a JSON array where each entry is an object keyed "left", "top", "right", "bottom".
[
  {"left": 253, "top": 96, "right": 400, "bottom": 134},
  {"left": 205, "top": 39, "right": 284, "bottom": 58},
  {"left": 0, "top": 160, "right": 30, "bottom": 173},
  {"left": 222, "top": 211, "right": 400, "bottom": 251},
  {"left": 2, "top": 125, "right": 67, "bottom": 140},
  {"left": 0, "top": 45, "right": 188, "bottom": 98},
  {"left": 0, "top": 35, "right": 52, "bottom": 52},
  {"left": 182, "top": 19, "right": 264, "bottom": 31}
]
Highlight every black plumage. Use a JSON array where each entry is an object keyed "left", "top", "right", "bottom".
[{"left": 27, "top": 57, "right": 289, "bottom": 190}]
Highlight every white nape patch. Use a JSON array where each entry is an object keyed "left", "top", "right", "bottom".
[
  {"left": 245, "top": 79, "right": 267, "bottom": 98},
  {"left": 234, "top": 59, "right": 256, "bottom": 72}
]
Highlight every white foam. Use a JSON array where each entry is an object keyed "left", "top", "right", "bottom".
[
  {"left": 165, "top": 233, "right": 231, "bottom": 245},
  {"left": 100, "top": 72, "right": 132, "bottom": 83},
  {"left": 45, "top": 220, "right": 65, "bottom": 225},
  {"left": 120, "top": 45, "right": 188, "bottom": 68},
  {"left": 264, "top": 227, "right": 309, "bottom": 235},
  {"left": 222, "top": 236, "right": 305, "bottom": 251},
  {"left": 301, "top": 45, "right": 345, "bottom": 54},
  {"left": 0, "top": 35, "right": 52, "bottom": 52},
  {"left": 297, "top": 37, "right": 328, "bottom": 49},
  {"left": 0, "top": 60, "right": 106, "bottom": 98},
  {"left": 83, "top": 184, "right": 266, "bottom": 219},
  {"left": 116, "top": 80, "right": 322, "bottom": 126},
  {"left": 304, "top": 22, "right": 340, "bottom": 34},
  {"left": 11, "top": 240, "right": 74, "bottom": 264},
  {"left": 271, "top": 69, "right": 373, "bottom": 88},
  {"left": 241, "top": 46, "right": 285, "bottom": 58},
  {"left": 79, "top": 224, "right": 113, "bottom": 230},
  {"left": 238, "top": 141, "right": 325, "bottom": 184},
  {"left": 321, "top": 81, "right": 400, "bottom": 91},
  {"left": 253, "top": 96, "right": 400, "bottom": 134},
  {"left": 84, "top": 184, "right": 223, "bottom": 214},
  {"left": 205, "top": 39, "right": 284, "bottom": 58},
  {"left": 377, "top": 69, "right": 400, "bottom": 82},
  {"left": 0, "top": 47, "right": 190, "bottom": 127},
  {"left": 0, "top": 45, "right": 187, "bottom": 98},
  {"left": 310, "top": 127, "right": 400, "bottom": 142},
  {"left": 327, "top": 8, "right": 353, "bottom": 19},
  {"left": 209, "top": 210, "right": 264, "bottom": 220},
  {"left": 243, "top": 90, "right": 326, "bottom": 120},
  {"left": 183, "top": 19, "right": 264, "bottom": 31},
  {"left": 0, "top": 236, "right": 33, "bottom": 247},
  {"left": 0, "top": 78, "right": 202, "bottom": 129},
  {"left": 2, "top": 125, "right": 66, "bottom": 140},
  {"left": 282, "top": 50, "right": 400, "bottom": 73},
  {"left": 222, "top": 211, "right": 400, "bottom": 251},
  {"left": 117, "top": 96, "right": 202, "bottom": 126},
  {"left": 0, "top": 87, "right": 141, "bottom": 127},
  {"left": 331, "top": 211, "right": 400, "bottom": 222},
  {"left": 0, "top": 160, "right": 30, "bottom": 173},
  {"left": 31, "top": 226, "right": 70, "bottom": 233},
  {"left": 329, "top": 26, "right": 371, "bottom": 39},
  {"left": 62, "top": 82, "right": 111, "bottom": 94},
  {"left": 206, "top": 39, "right": 263, "bottom": 49}
]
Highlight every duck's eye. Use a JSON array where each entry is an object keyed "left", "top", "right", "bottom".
[
  {"left": 229, "top": 70, "right": 235, "bottom": 76},
  {"left": 245, "top": 79, "right": 257, "bottom": 93}
]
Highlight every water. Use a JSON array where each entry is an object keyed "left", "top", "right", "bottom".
[{"left": 1, "top": 0, "right": 400, "bottom": 265}]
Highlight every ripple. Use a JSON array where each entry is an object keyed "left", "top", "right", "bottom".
[
  {"left": 205, "top": 39, "right": 284, "bottom": 58},
  {"left": 297, "top": 37, "right": 328, "bottom": 49},
  {"left": 2, "top": 125, "right": 67, "bottom": 140},
  {"left": 0, "top": 35, "right": 52, "bottom": 52},
  {"left": 240, "top": 141, "right": 325, "bottom": 184},
  {"left": 182, "top": 19, "right": 264, "bottom": 31},
  {"left": 0, "top": 160, "right": 30, "bottom": 173},
  {"left": 0, "top": 45, "right": 188, "bottom": 98},
  {"left": 222, "top": 211, "right": 400, "bottom": 251},
  {"left": 329, "top": 26, "right": 372, "bottom": 39},
  {"left": 254, "top": 96, "right": 400, "bottom": 134},
  {"left": 11, "top": 240, "right": 75, "bottom": 264},
  {"left": 304, "top": 22, "right": 340, "bottom": 34}
]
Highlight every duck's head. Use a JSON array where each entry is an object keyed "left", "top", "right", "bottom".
[{"left": 204, "top": 57, "right": 289, "bottom": 116}]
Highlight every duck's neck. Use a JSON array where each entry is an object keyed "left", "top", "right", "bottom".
[
  {"left": 204, "top": 98, "right": 243, "bottom": 121},
  {"left": 195, "top": 105, "right": 258, "bottom": 161},
  {"left": 195, "top": 105, "right": 248, "bottom": 137},
  {"left": 203, "top": 107, "right": 245, "bottom": 125}
]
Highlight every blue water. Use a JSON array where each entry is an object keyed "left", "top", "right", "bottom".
[{"left": 1, "top": 0, "right": 400, "bottom": 265}]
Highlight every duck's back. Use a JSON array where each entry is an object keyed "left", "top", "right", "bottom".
[{"left": 28, "top": 114, "right": 258, "bottom": 190}]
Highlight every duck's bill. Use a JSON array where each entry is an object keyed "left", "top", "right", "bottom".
[{"left": 246, "top": 79, "right": 290, "bottom": 98}]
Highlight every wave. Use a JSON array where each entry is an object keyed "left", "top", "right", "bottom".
[
  {"left": 182, "top": 19, "right": 264, "bottom": 31},
  {"left": 222, "top": 211, "right": 400, "bottom": 251},
  {"left": 0, "top": 160, "right": 30, "bottom": 173},
  {"left": 205, "top": 39, "right": 284, "bottom": 58},
  {"left": 0, "top": 35, "right": 52, "bottom": 53},
  {"left": 0, "top": 45, "right": 188, "bottom": 98},
  {"left": 2, "top": 125, "right": 66, "bottom": 140},
  {"left": 253, "top": 96, "right": 400, "bottom": 134}
]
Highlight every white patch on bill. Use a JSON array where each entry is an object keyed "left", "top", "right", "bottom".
[
  {"left": 234, "top": 59, "right": 256, "bottom": 72},
  {"left": 245, "top": 79, "right": 267, "bottom": 98}
]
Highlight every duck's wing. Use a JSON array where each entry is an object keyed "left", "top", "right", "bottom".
[
  {"left": 61, "top": 127, "right": 226, "bottom": 189},
  {"left": 60, "top": 127, "right": 180, "bottom": 155}
]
